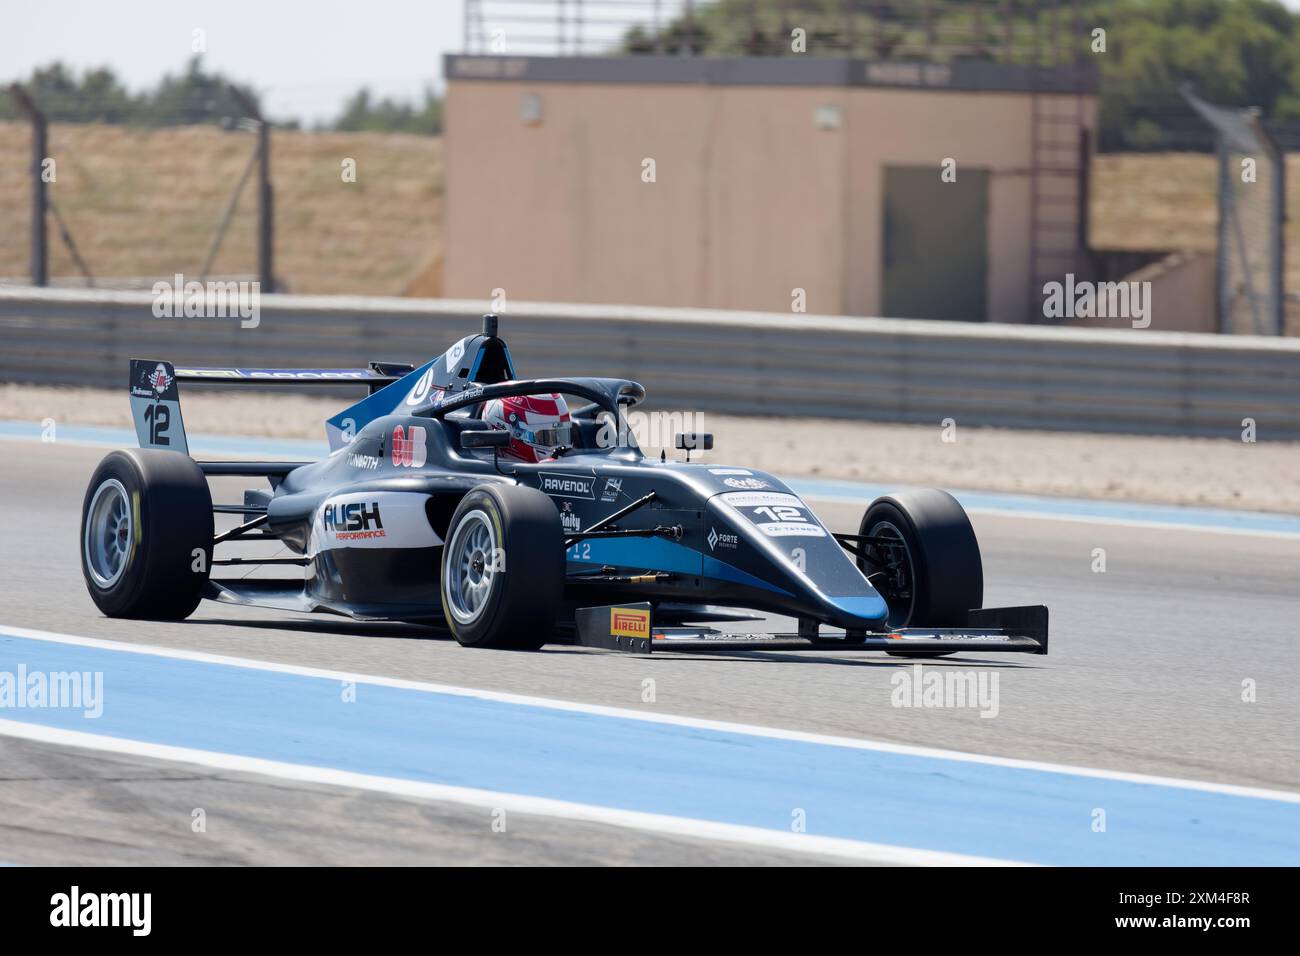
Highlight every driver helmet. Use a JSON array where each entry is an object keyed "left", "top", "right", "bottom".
[{"left": 482, "top": 393, "right": 572, "bottom": 462}]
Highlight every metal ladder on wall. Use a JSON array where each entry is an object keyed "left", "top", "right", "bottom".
[
  {"left": 1027, "top": 78, "right": 1087, "bottom": 323},
  {"left": 1024, "top": 0, "right": 1086, "bottom": 329}
]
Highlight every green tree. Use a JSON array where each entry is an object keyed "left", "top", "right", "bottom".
[{"left": 330, "top": 86, "right": 442, "bottom": 135}]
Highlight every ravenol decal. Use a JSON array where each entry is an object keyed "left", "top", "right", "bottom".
[
  {"left": 540, "top": 474, "right": 596, "bottom": 499},
  {"left": 610, "top": 607, "right": 650, "bottom": 639},
  {"left": 391, "top": 425, "right": 428, "bottom": 468}
]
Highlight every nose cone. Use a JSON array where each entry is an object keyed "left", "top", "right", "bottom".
[{"left": 824, "top": 592, "right": 890, "bottom": 624}]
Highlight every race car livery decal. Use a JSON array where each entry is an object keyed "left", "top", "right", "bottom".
[
  {"left": 707, "top": 526, "right": 739, "bottom": 550},
  {"left": 599, "top": 477, "right": 623, "bottom": 502},
  {"left": 719, "top": 491, "right": 804, "bottom": 508},
  {"left": 174, "top": 367, "right": 378, "bottom": 382},
  {"left": 539, "top": 474, "right": 596, "bottom": 499},
  {"left": 390, "top": 425, "right": 428, "bottom": 468},
  {"left": 719, "top": 491, "right": 824, "bottom": 536},
  {"left": 323, "top": 500, "right": 385, "bottom": 541},
  {"left": 757, "top": 522, "right": 827, "bottom": 538},
  {"left": 128, "top": 359, "right": 189, "bottom": 455},
  {"left": 404, "top": 367, "right": 437, "bottom": 407},
  {"left": 444, "top": 337, "right": 466, "bottom": 372},
  {"left": 309, "top": 491, "right": 441, "bottom": 555},
  {"left": 722, "top": 477, "right": 771, "bottom": 490},
  {"left": 558, "top": 500, "right": 582, "bottom": 533},
  {"left": 610, "top": 607, "right": 651, "bottom": 639}
]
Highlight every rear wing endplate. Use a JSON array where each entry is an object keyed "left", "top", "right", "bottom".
[{"left": 128, "top": 358, "right": 413, "bottom": 455}]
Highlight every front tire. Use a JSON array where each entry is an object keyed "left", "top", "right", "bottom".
[
  {"left": 440, "top": 484, "right": 562, "bottom": 649},
  {"left": 80, "top": 449, "right": 214, "bottom": 620},
  {"left": 857, "top": 489, "right": 982, "bottom": 657}
]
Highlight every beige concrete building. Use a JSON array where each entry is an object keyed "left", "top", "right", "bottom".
[{"left": 443, "top": 56, "right": 1098, "bottom": 323}]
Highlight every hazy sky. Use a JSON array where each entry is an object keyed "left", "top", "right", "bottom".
[
  {"left": 2, "top": 0, "right": 465, "bottom": 124},
  {"left": 6, "top": 0, "right": 1300, "bottom": 124}
]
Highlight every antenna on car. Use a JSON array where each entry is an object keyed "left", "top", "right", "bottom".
[{"left": 482, "top": 313, "right": 498, "bottom": 338}]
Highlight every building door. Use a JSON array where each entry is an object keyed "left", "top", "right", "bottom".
[{"left": 882, "top": 166, "right": 989, "bottom": 321}]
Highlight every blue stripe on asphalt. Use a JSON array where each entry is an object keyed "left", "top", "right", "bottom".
[
  {"left": 787, "top": 476, "right": 1300, "bottom": 537},
  {"left": 2, "top": 633, "right": 1297, "bottom": 866},
  {"left": 4, "top": 420, "right": 1299, "bottom": 537},
  {"left": 0, "top": 421, "right": 328, "bottom": 460}
]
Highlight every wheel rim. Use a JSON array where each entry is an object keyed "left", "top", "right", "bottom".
[
  {"left": 444, "top": 510, "right": 498, "bottom": 625},
  {"left": 85, "top": 479, "right": 132, "bottom": 589},
  {"left": 864, "top": 519, "right": 915, "bottom": 628}
]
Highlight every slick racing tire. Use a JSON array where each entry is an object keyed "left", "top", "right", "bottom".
[
  {"left": 440, "top": 483, "right": 562, "bottom": 649},
  {"left": 80, "top": 449, "right": 214, "bottom": 620},
  {"left": 857, "top": 489, "right": 983, "bottom": 659}
]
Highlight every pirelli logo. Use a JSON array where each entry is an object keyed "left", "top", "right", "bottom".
[{"left": 610, "top": 607, "right": 650, "bottom": 639}]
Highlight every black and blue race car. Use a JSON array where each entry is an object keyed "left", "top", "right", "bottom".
[{"left": 79, "top": 316, "right": 1047, "bottom": 657}]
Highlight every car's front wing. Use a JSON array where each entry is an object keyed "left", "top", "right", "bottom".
[{"left": 573, "top": 603, "right": 1048, "bottom": 656}]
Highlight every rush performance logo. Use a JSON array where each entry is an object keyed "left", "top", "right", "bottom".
[
  {"left": 323, "top": 501, "right": 385, "bottom": 540},
  {"left": 610, "top": 607, "right": 650, "bottom": 639},
  {"left": 391, "top": 425, "right": 427, "bottom": 467}
]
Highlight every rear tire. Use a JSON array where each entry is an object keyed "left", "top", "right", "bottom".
[
  {"left": 440, "top": 484, "right": 562, "bottom": 649},
  {"left": 80, "top": 449, "right": 213, "bottom": 620},
  {"left": 857, "top": 489, "right": 982, "bottom": 658}
]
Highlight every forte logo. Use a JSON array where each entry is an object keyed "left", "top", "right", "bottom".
[
  {"left": 323, "top": 501, "right": 385, "bottom": 540},
  {"left": 610, "top": 607, "right": 650, "bottom": 639},
  {"left": 50, "top": 886, "right": 151, "bottom": 936}
]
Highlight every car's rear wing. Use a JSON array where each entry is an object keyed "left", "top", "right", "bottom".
[
  {"left": 127, "top": 358, "right": 414, "bottom": 457},
  {"left": 172, "top": 362, "right": 412, "bottom": 394}
]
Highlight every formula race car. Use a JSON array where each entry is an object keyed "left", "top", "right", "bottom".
[{"left": 79, "top": 316, "right": 1047, "bottom": 657}]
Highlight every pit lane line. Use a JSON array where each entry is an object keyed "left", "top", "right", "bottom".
[
  {"left": 2, "top": 625, "right": 1298, "bottom": 867},
  {"left": 2, "top": 421, "right": 1296, "bottom": 539}
]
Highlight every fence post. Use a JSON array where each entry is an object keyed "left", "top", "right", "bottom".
[
  {"left": 8, "top": 84, "right": 48, "bottom": 287},
  {"left": 231, "top": 85, "right": 275, "bottom": 293}
]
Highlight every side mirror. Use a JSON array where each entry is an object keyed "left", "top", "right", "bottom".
[
  {"left": 674, "top": 432, "right": 713, "bottom": 451},
  {"left": 461, "top": 430, "right": 510, "bottom": 450}
]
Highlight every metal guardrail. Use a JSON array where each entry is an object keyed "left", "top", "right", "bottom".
[{"left": 2, "top": 287, "right": 1299, "bottom": 439}]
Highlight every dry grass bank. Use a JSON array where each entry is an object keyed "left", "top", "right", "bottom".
[{"left": 0, "top": 122, "right": 441, "bottom": 294}]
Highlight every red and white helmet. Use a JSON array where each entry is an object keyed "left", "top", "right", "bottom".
[{"left": 482, "top": 393, "right": 572, "bottom": 462}]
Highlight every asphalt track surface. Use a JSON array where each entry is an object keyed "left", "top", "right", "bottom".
[{"left": 1, "top": 439, "right": 1298, "bottom": 865}]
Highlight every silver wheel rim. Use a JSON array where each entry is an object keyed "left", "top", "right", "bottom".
[
  {"left": 85, "top": 479, "right": 132, "bottom": 589},
  {"left": 444, "top": 510, "right": 498, "bottom": 625}
]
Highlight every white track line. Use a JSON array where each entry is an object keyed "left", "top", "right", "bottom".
[
  {"left": 3, "top": 623, "right": 1298, "bottom": 805},
  {"left": 0, "top": 718, "right": 1018, "bottom": 866}
]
